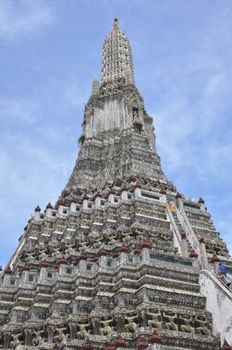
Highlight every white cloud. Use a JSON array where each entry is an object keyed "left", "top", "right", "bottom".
[{"left": 0, "top": 0, "right": 54, "bottom": 39}]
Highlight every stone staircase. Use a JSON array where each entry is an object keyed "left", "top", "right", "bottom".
[{"left": 172, "top": 211, "right": 193, "bottom": 256}]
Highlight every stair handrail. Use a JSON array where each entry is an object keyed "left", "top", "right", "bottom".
[
  {"left": 177, "top": 204, "right": 200, "bottom": 254},
  {"left": 166, "top": 205, "right": 182, "bottom": 252}
]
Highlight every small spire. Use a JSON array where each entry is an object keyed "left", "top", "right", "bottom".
[
  {"left": 92, "top": 78, "right": 100, "bottom": 96},
  {"left": 198, "top": 197, "right": 205, "bottom": 204},
  {"left": 113, "top": 17, "right": 119, "bottom": 31},
  {"left": 102, "top": 18, "right": 134, "bottom": 85},
  {"left": 46, "top": 202, "right": 53, "bottom": 210}
]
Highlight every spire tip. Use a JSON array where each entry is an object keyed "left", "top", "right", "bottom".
[{"left": 113, "top": 17, "right": 119, "bottom": 30}]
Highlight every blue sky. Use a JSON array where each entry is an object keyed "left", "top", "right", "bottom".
[{"left": 0, "top": 0, "right": 232, "bottom": 266}]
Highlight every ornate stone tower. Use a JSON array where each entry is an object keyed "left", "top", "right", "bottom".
[
  {"left": 0, "top": 19, "right": 232, "bottom": 350},
  {"left": 66, "top": 18, "right": 164, "bottom": 192}
]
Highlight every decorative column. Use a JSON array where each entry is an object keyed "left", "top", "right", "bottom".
[
  {"left": 198, "top": 197, "right": 206, "bottom": 212},
  {"left": 92, "top": 79, "right": 100, "bottom": 95},
  {"left": 134, "top": 187, "right": 141, "bottom": 197},
  {"left": 141, "top": 246, "right": 151, "bottom": 264},
  {"left": 159, "top": 189, "right": 166, "bottom": 203},
  {"left": 3, "top": 266, "right": 13, "bottom": 286},
  {"left": 39, "top": 259, "right": 49, "bottom": 279},
  {"left": 24, "top": 329, "right": 32, "bottom": 346},
  {"left": 115, "top": 312, "right": 124, "bottom": 332},
  {"left": 4, "top": 332, "right": 10, "bottom": 349},
  {"left": 95, "top": 195, "right": 101, "bottom": 208},
  {"left": 70, "top": 200, "right": 78, "bottom": 212},
  {"left": 45, "top": 202, "right": 53, "bottom": 217},
  {"left": 121, "top": 190, "right": 128, "bottom": 201},
  {"left": 68, "top": 320, "right": 77, "bottom": 340},
  {"left": 91, "top": 314, "right": 100, "bottom": 335},
  {"left": 211, "top": 255, "right": 221, "bottom": 274},
  {"left": 199, "top": 237, "right": 209, "bottom": 270},
  {"left": 20, "top": 264, "right": 31, "bottom": 285},
  {"left": 189, "top": 250, "right": 199, "bottom": 269},
  {"left": 47, "top": 325, "right": 55, "bottom": 343},
  {"left": 140, "top": 309, "right": 148, "bottom": 328},
  {"left": 176, "top": 192, "right": 183, "bottom": 208},
  {"left": 83, "top": 198, "right": 89, "bottom": 210},
  {"left": 34, "top": 205, "right": 41, "bottom": 220},
  {"left": 108, "top": 190, "right": 115, "bottom": 204},
  {"left": 180, "top": 234, "right": 188, "bottom": 257}
]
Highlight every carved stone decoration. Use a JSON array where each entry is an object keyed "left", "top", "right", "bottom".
[{"left": 0, "top": 17, "right": 230, "bottom": 350}]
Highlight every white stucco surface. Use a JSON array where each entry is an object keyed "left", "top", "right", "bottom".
[{"left": 199, "top": 270, "right": 232, "bottom": 345}]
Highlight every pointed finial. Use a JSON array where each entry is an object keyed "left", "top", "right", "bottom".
[
  {"left": 46, "top": 202, "right": 53, "bottom": 209},
  {"left": 113, "top": 17, "right": 119, "bottom": 30},
  {"left": 34, "top": 205, "right": 41, "bottom": 212},
  {"left": 198, "top": 197, "right": 205, "bottom": 204}
]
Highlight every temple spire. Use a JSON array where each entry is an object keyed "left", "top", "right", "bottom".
[{"left": 101, "top": 18, "right": 134, "bottom": 85}]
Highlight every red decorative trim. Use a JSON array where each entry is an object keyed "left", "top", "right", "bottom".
[
  {"left": 115, "top": 338, "right": 126, "bottom": 347},
  {"left": 70, "top": 199, "right": 78, "bottom": 204},
  {"left": 120, "top": 244, "right": 128, "bottom": 253},
  {"left": 98, "top": 249, "right": 107, "bottom": 257},
  {"left": 22, "top": 264, "right": 30, "bottom": 271},
  {"left": 83, "top": 341, "right": 94, "bottom": 350},
  {"left": 137, "top": 336, "right": 148, "bottom": 349},
  {"left": 189, "top": 250, "right": 198, "bottom": 258},
  {"left": 5, "top": 266, "right": 12, "bottom": 275},
  {"left": 79, "top": 254, "right": 87, "bottom": 261},
  {"left": 57, "top": 200, "right": 65, "bottom": 206},
  {"left": 40, "top": 260, "right": 49, "bottom": 268},
  {"left": 140, "top": 239, "right": 152, "bottom": 249},
  {"left": 211, "top": 255, "right": 221, "bottom": 263},
  {"left": 57, "top": 256, "right": 68, "bottom": 265},
  {"left": 149, "top": 329, "right": 162, "bottom": 344},
  {"left": 112, "top": 252, "right": 119, "bottom": 258}
]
